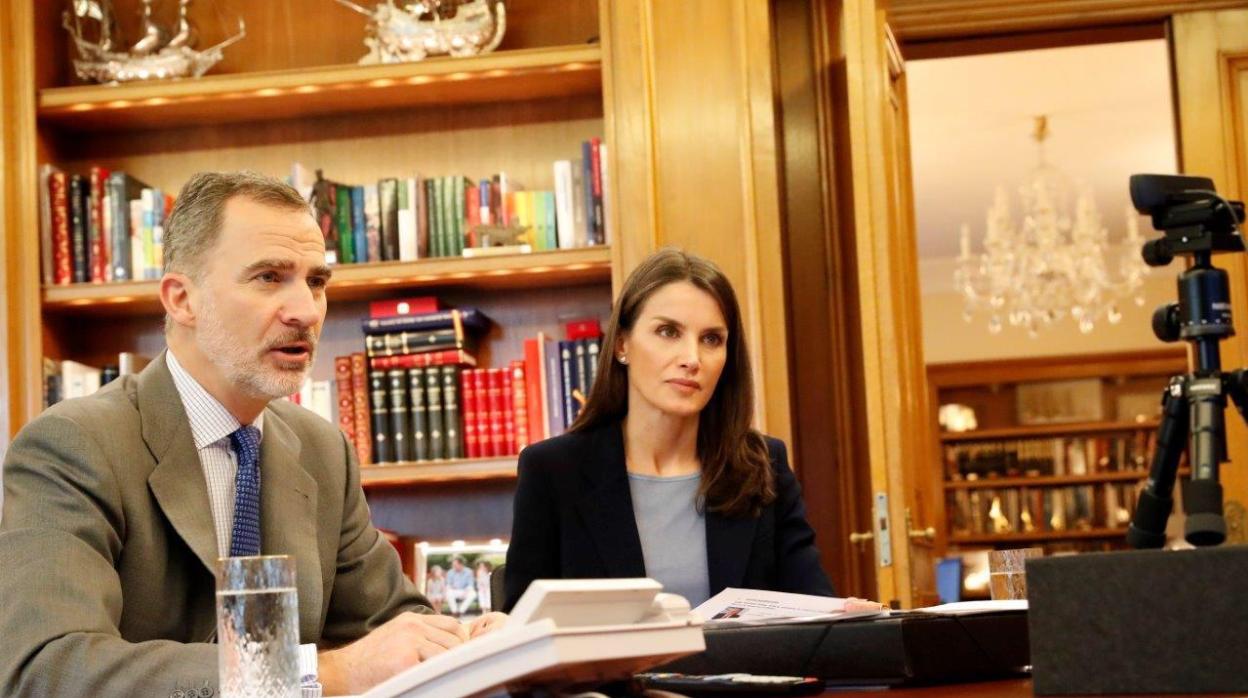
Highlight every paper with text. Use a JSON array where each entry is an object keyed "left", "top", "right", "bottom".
[{"left": 693, "top": 588, "right": 887, "bottom": 627}]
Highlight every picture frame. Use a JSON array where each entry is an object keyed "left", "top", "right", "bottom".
[
  {"left": 1015, "top": 378, "right": 1104, "bottom": 425},
  {"left": 413, "top": 539, "right": 508, "bottom": 618}
]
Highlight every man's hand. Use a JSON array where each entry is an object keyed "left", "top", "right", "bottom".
[
  {"left": 467, "top": 611, "right": 507, "bottom": 638},
  {"left": 318, "top": 612, "right": 469, "bottom": 695}
]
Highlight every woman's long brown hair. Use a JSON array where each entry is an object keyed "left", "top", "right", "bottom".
[{"left": 570, "top": 248, "right": 775, "bottom": 518}]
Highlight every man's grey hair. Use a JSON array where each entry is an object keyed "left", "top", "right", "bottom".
[{"left": 162, "top": 171, "right": 313, "bottom": 331}]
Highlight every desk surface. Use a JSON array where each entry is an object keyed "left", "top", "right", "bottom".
[{"left": 823, "top": 679, "right": 1241, "bottom": 697}]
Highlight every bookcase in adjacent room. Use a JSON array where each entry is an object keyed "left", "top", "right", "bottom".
[
  {"left": 926, "top": 349, "right": 1189, "bottom": 554},
  {"left": 17, "top": 0, "right": 613, "bottom": 543}
]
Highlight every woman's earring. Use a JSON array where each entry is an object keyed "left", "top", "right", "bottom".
[{"left": 618, "top": 355, "right": 628, "bottom": 365}]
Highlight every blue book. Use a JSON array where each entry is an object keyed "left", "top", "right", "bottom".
[
  {"left": 478, "top": 179, "right": 492, "bottom": 225},
  {"left": 351, "top": 185, "right": 367, "bottom": 263},
  {"left": 544, "top": 191, "right": 557, "bottom": 250},
  {"left": 360, "top": 308, "right": 491, "bottom": 335}
]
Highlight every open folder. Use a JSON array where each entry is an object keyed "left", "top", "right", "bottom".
[{"left": 362, "top": 578, "right": 705, "bottom": 698}]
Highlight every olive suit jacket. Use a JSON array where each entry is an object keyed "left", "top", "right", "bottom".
[{"left": 0, "top": 353, "right": 428, "bottom": 697}]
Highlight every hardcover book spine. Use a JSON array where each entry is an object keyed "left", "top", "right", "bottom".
[
  {"left": 50, "top": 171, "right": 71, "bottom": 285},
  {"left": 559, "top": 340, "right": 577, "bottom": 429},
  {"left": 69, "top": 175, "right": 88, "bottom": 283},
  {"left": 388, "top": 369, "right": 411, "bottom": 462},
  {"left": 426, "top": 367, "right": 444, "bottom": 459},
  {"left": 442, "top": 365, "right": 462, "bottom": 459},
  {"left": 107, "top": 173, "right": 132, "bottom": 281},
  {"left": 379, "top": 178, "right": 401, "bottom": 262},
  {"left": 573, "top": 339, "right": 589, "bottom": 420},
  {"left": 452, "top": 176, "right": 466, "bottom": 256},
  {"left": 352, "top": 185, "right": 369, "bottom": 263},
  {"left": 38, "top": 166, "right": 54, "bottom": 285},
  {"left": 369, "top": 295, "right": 439, "bottom": 319},
  {"left": 361, "top": 308, "right": 488, "bottom": 334},
  {"left": 487, "top": 368, "right": 507, "bottom": 458},
  {"left": 523, "top": 338, "right": 545, "bottom": 443},
  {"left": 88, "top": 166, "right": 110, "bottom": 283},
  {"left": 369, "top": 369, "right": 392, "bottom": 464},
  {"left": 581, "top": 142, "right": 598, "bottom": 246},
  {"left": 464, "top": 178, "right": 480, "bottom": 248},
  {"left": 365, "top": 183, "right": 382, "bottom": 263},
  {"left": 418, "top": 178, "right": 431, "bottom": 259},
  {"left": 543, "top": 338, "right": 565, "bottom": 438},
  {"left": 364, "top": 329, "right": 470, "bottom": 357},
  {"left": 409, "top": 367, "right": 428, "bottom": 462},
  {"left": 474, "top": 369, "right": 492, "bottom": 457},
  {"left": 589, "top": 137, "right": 605, "bottom": 245},
  {"left": 405, "top": 176, "right": 420, "bottom": 260},
  {"left": 510, "top": 360, "right": 530, "bottom": 450},
  {"left": 334, "top": 356, "right": 356, "bottom": 444},
  {"left": 429, "top": 177, "right": 443, "bottom": 258},
  {"left": 351, "top": 353, "right": 373, "bottom": 465},
  {"left": 501, "top": 365, "right": 516, "bottom": 455},
  {"left": 461, "top": 369, "right": 480, "bottom": 458},
  {"left": 335, "top": 183, "right": 354, "bottom": 264},
  {"left": 585, "top": 336, "right": 601, "bottom": 393},
  {"left": 369, "top": 349, "right": 476, "bottom": 371}
]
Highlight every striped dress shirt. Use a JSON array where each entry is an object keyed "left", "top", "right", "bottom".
[{"left": 166, "top": 350, "right": 265, "bottom": 558}]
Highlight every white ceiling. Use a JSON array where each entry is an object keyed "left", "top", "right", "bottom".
[{"left": 907, "top": 39, "right": 1178, "bottom": 262}]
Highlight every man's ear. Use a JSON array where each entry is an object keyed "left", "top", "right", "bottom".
[{"left": 160, "top": 272, "right": 196, "bottom": 329}]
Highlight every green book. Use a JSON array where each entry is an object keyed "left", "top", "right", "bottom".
[
  {"left": 430, "top": 177, "right": 444, "bottom": 258},
  {"left": 335, "top": 183, "right": 354, "bottom": 264}
]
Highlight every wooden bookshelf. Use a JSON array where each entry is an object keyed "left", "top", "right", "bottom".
[
  {"left": 940, "top": 420, "right": 1160, "bottom": 443},
  {"left": 38, "top": 45, "right": 603, "bottom": 132},
  {"left": 360, "top": 457, "right": 519, "bottom": 489},
  {"left": 42, "top": 246, "right": 612, "bottom": 315},
  {"left": 943, "top": 469, "right": 1183, "bottom": 490},
  {"left": 949, "top": 528, "right": 1129, "bottom": 545}
]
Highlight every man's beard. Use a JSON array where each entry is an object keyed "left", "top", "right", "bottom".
[{"left": 196, "top": 296, "right": 317, "bottom": 401}]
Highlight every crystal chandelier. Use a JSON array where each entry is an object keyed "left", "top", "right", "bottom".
[{"left": 954, "top": 116, "right": 1150, "bottom": 336}]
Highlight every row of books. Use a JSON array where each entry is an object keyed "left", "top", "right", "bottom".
[
  {"left": 292, "top": 139, "right": 608, "bottom": 266},
  {"left": 42, "top": 353, "right": 150, "bottom": 406},
  {"left": 38, "top": 165, "right": 170, "bottom": 286},
  {"left": 947, "top": 481, "right": 1140, "bottom": 537},
  {"left": 335, "top": 297, "right": 605, "bottom": 465},
  {"left": 943, "top": 433, "right": 1158, "bottom": 481}
]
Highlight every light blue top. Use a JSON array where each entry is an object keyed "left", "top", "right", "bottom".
[
  {"left": 628, "top": 471, "right": 711, "bottom": 608},
  {"left": 446, "top": 566, "right": 474, "bottom": 590}
]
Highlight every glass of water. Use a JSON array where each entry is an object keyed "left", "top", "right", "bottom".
[
  {"left": 988, "top": 547, "right": 1043, "bottom": 600},
  {"left": 216, "top": 555, "right": 301, "bottom": 698}
]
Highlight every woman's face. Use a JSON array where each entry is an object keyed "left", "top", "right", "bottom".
[{"left": 619, "top": 280, "right": 729, "bottom": 420}]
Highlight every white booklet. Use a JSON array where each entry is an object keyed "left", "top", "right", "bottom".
[
  {"left": 362, "top": 578, "right": 705, "bottom": 698},
  {"left": 693, "top": 588, "right": 888, "bottom": 627},
  {"left": 911, "top": 599, "right": 1028, "bottom": 616}
]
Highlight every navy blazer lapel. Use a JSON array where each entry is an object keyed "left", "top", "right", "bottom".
[
  {"left": 573, "top": 423, "right": 647, "bottom": 578},
  {"left": 706, "top": 506, "right": 759, "bottom": 593}
]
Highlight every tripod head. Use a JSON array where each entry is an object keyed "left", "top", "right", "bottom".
[{"left": 1126, "top": 174, "right": 1247, "bottom": 549}]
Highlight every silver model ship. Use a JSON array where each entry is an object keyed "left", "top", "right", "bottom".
[
  {"left": 334, "top": 0, "right": 506, "bottom": 64},
  {"left": 63, "top": 0, "right": 245, "bottom": 84}
]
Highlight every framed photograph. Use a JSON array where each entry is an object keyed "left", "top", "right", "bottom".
[
  {"left": 413, "top": 539, "right": 508, "bottom": 619},
  {"left": 1015, "top": 378, "right": 1104, "bottom": 425}
]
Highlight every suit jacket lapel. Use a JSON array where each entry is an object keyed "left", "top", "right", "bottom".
[
  {"left": 141, "top": 353, "right": 222, "bottom": 577},
  {"left": 574, "top": 423, "right": 647, "bottom": 577},
  {"left": 258, "top": 408, "right": 322, "bottom": 638},
  {"left": 706, "top": 506, "right": 759, "bottom": 593}
]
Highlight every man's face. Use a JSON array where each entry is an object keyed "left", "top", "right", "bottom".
[{"left": 192, "top": 197, "right": 330, "bottom": 403}]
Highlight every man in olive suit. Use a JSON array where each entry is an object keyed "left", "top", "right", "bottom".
[{"left": 0, "top": 171, "right": 502, "bottom": 696}]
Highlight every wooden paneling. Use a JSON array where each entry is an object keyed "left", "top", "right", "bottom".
[
  {"left": 888, "top": 0, "right": 1248, "bottom": 41},
  {"left": 601, "top": 0, "right": 793, "bottom": 444},
  {"left": 1171, "top": 9, "right": 1248, "bottom": 537}
]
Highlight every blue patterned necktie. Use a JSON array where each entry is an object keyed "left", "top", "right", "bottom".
[{"left": 228, "top": 425, "right": 262, "bottom": 557}]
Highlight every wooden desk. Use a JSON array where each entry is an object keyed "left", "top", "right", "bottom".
[{"left": 823, "top": 679, "right": 1241, "bottom": 697}]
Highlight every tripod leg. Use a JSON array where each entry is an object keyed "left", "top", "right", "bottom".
[
  {"left": 1185, "top": 376, "right": 1228, "bottom": 546},
  {"left": 1128, "top": 378, "right": 1188, "bottom": 549}
]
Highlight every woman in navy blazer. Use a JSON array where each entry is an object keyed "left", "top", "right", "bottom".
[{"left": 504, "top": 248, "right": 834, "bottom": 611}]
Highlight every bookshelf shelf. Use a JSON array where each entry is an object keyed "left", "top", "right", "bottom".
[
  {"left": 949, "top": 528, "right": 1129, "bottom": 545},
  {"left": 37, "top": 44, "right": 603, "bottom": 132},
  {"left": 943, "top": 469, "right": 1189, "bottom": 491},
  {"left": 939, "top": 420, "right": 1160, "bottom": 443},
  {"left": 359, "top": 457, "right": 518, "bottom": 488},
  {"left": 41, "top": 246, "right": 612, "bottom": 315}
]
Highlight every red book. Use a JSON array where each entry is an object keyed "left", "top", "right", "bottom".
[
  {"left": 487, "top": 368, "right": 507, "bottom": 457},
  {"left": 334, "top": 356, "right": 356, "bottom": 443},
  {"left": 350, "top": 353, "right": 373, "bottom": 465},
  {"left": 502, "top": 364, "right": 517, "bottom": 455},
  {"left": 465, "top": 184, "right": 480, "bottom": 248},
  {"left": 523, "top": 336, "right": 547, "bottom": 442},
  {"left": 369, "top": 349, "right": 477, "bottom": 371},
  {"left": 511, "top": 360, "right": 529, "bottom": 450},
  {"left": 369, "top": 296, "right": 440, "bottom": 319},
  {"left": 474, "top": 369, "right": 493, "bottom": 457},
  {"left": 88, "top": 166, "right": 110, "bottom": 283},
  {"left": 565, "top": 318, "right": 602, "bottom": 341},
  {"left": 461, "top": 369, "right": 480, "bottom": 458},
  {"left": 49, "top": 171, "right": 71, "bottom": 285}
]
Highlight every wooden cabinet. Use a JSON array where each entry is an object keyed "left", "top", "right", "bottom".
[{"left": 927, "top": 349, "right": 1188, "bottom": 553}]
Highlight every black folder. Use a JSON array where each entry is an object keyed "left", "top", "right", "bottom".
[{"left": 658, "top": 611, "right": 1030, "bottom": 686}]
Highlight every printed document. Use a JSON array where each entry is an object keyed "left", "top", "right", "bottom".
[{"left": 693, "top": 588, "right": 887, "bottom": 627}]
